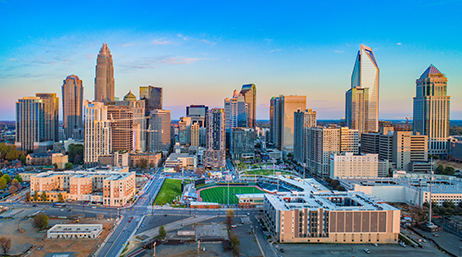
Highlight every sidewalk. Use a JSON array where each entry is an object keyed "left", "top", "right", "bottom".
[{"left": 135, "top": 215, "right": 217, "bottom": 240}]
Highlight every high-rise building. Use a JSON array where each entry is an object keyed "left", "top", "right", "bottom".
[
  {"left": 392, "top": 131, "right": 428, "bottom": 172},
  {"left": 280, "top": 95, "right": 306, "bottom": 151},
  {"left": 224, "top": 90, "right": 248, "bottom": 149},
  {"left": 148, "top": 109, "right": 171, "bottom": 152},
  {"left": 84, "top": 101, "right": 112, "bottom": 167},
  {"left": 35, "top": 93, "right": 59, "bottom": 142},
  {"left": 345, "top": 44, "right": 379, "bottom": 133},
  {"left": 269, "top": 96, "right": 282, "bottom": 148},
  {"left": 330, "top": 152, "right": 379, "bottom": 178},
  {"left": 94, "top": 43, "right": 115, "bottom": 102},
  {"left": 16, "top": 97, "right": 44, "bottom": 151},
  {"left": 306, "top": 126, "right": 359, "bottom": 177},
  {"left": 140, "top": 86, "right": 163, "bottom": 113},
  {"left": 106, "top": 104, "right": 133, "bottom": 152},
  {"left": 231, "top": 127, "right": 255, "bottom": 160},
  {"left": 190, "top": 123, "right": 200, "bottom": 147},
  {"left": 179, "top": 117, "right": 192, "bottom": 145},
  {"left": 62, "top": 75, "right": 84, "bottom": 140},
  {"left": 293, "top": 109, "right": 317, "bottom": 164},
  {"left": 239, "top": 84, "right": 256, "bottom": 128},
  {"left": 413, "top": 65, "right": 450, "bottom": 156},
  {"left": 186, "top": 105, "right": 208, "bottom": 127},
  {"left": 204, "top": 108, "right": 226, "bottom": 168}
]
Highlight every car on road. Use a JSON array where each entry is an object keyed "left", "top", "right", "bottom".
[
  {"left": 128, "top": 216, "right": 133, "bottom": 222},
  {"left": 60, "top": 208, "right": 64, "bottom": 211},
  {"left": 92, "top": 206, "right": 96, "bottom": 209},
  {"left": 399, "top": 242, "right": 406, "bottom": 247},
  {"left": 372, "top": 243, "right": 378, "bottom": 247},
  {"left": 364, "top": 248, "right": 371, "bottom": 254},
  {"left": 433, "top": 234, "right": 439, "bottom": 237},
  {"left": 231, "top": 224, "right": 237, "bottom": 228},
  {"left": 280, "top": 248, "right": 285, "bottom": 253}
]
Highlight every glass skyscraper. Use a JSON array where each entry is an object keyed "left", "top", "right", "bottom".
[{"left": 346, "top": 44, "right": 379, "bottom": 133}]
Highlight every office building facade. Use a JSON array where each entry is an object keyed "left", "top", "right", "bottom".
[
  {"left": 413, "top": 65, "right": 450, "bottom": 156},
  {"left": 148, "top": 109, "right": 171, "bottom": 151},
  {"left": 62, "top": 75, "right": 84, "bottom": 140},
  {"left": 205, "top": 108, "right": 226, "bottom": 168},
  {"left": 94, "top": 43, "right": 115, "bottom": 102},
  {"left": 231, "top": 127, "right": 255, "bottom": 160},
  {"left": 294, "top": 109, "right": 317, "bottom": 164},
  {"left": 281, "top": 95, "right": 306, "bottom": 151},
  {"left": 346, "top": 44, "right": 379, "bottom": 133},
  {"left": 84, "top": 101, "right": 112, "bottom": 167},
  {"left": 239, "top": 84, "right": 256, "bottom": 128},
  {"left": 140, "top": 85, "right": 163, "bottom": 112}
]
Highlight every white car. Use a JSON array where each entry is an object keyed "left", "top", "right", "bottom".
[{"left": 364, "top": 248, "right": 371, "bottom": 254}]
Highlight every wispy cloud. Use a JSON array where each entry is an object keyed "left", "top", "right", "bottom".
[
  {"left": 200, "top": 39, "right": 216, "bottom": 46},
  {"left": 122, "top": 43, "right": 133, "bottom": 47},
  {"left": 269, "top": 49, "right": 281, "bottom": 53},
  {"left": 177, "top": 34, "right": 188, "bottom": 41},
  {"left": 161, "top": 57, "right": 206, "bottom": 65},
  {"left": 152, "top": 40, "right": 172, "bottom": 45},
  {"left": 397, "top": 42, "right": 402, "bottom": 45},
  {"left": 334, "top": 50, "right": 344, "bottom": 53},
  {"left": 264, "top": 38, "right": 273, "bottom": 42},
  {"left": 118, "top": 55, "right": 207, "bottom": 72}
]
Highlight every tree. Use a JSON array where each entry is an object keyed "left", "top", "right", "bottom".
[
  {"left": 25, "top": 191, "right": 31, "bottom": 202},
  {"left": 435, "top": 165, "right": 444, "bottom": 174},
  {"left": 229, "top": 232, "right": 240, "bottom": 256},
  {"left": 1, "top": 174, "right": 11, "bottom": 184},
  {"left": 443, "top": 200, "right": 456, "bottom": 209},
  {"left": 443, "top": 166, "right": 455, "bottom": 176},
  {"left": 33, "top": 191, "right": 39, "bottom": 201},
  {"left": 33, "top": 213, "right": 49, "bottom": 230},
  {"left": 0, "top": 178, "right": 6, "bottom": 190},
  {"left": 195, "top": 167, "right": 207, "bottom": 176},
  {"left": 58, "top": 192, "right": 65, "bottom": 203},
  {"left": 14, "top": 174, "right": 23, "bottom": 183},
  {"left": 0, "top": 237, "right": 11, "bottom": 256},
  {"left": 19, "top": 154, "right": 26, "bottom": 164},
  {"left": 40, "top": 192, "right": 48, "bottom": 202},
  {"left": 68, "top": 144, "right": 84, "bottom": 164},
  {"left": 65, "top": 162, "right": 74, "bottom": 170},
  {"left": 226, "top": 209, "right": 235, "bottom": 228},
  {"left": 5, "top": 149, "right": 20, "bottom": 161},
  {"left": 8, "top": 185, "right": 17, "bottom": 194},
  {"left": 174, "top": 165, "right": 181, "bottom": 172},
  {"left": 159, "top": 225, "right": 167, "bottom": 239},
  {"left": 139, "top": 159, "right": 148, "bottom": 170}
]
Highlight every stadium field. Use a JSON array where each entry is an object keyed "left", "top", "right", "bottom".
[
  {"left": 198, "top": 186, "right": 265, "bottom": 205},
  {"left": 244, "top": 169, "right": 292, "bottom": 176}
]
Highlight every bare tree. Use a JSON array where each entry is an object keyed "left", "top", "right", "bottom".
[
  {"left": 226, "top": 209, "right": 235, "bottom": 228},
  {"left": 0, "top": 237, "right": 11, "bottom": 255}
]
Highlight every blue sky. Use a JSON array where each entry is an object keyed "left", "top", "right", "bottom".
[{"left": 1, "top": 0, "right": 462, "bottom": 120}]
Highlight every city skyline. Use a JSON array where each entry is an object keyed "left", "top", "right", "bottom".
[{"left": 1, "top": 1, "right": 462, "bottom": 121}]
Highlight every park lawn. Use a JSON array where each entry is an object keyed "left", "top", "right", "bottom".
[
  {"left": 154, "top": 179, "right": 182, "bottom": 205},
  {"left": 244, "top": 169, "right": 292, "bottom": 176},
  {"left": 199, "top": 186, "right": 265, "bottom": 205}
]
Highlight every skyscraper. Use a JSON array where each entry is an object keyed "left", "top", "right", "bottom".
[
  {"left": 140, "top": 86, "right": 162, "bottom": 113},
  {"left": 293, "top": 109, "right": 317, "bottom": 164},
  {"left": 224, "top": 90, "right": 248, "bottom": 148},
  {"left": 35, "top": 93, "right": 59, "bottom": 142},
  {"left": 186, "top": 105, "right": 208, "bottom": 127},
  {"left": 95, "top": 43, "right": 115, "bottom": 102},
  {"left": 148, "top": 109, "right": 171, "bottom": 152},
  {"left": 413, "top": 65, "right": 450, "bottom": 156},
  {"left": 84, "top": 101, "right": 112, "bottom": 167},
  {"left": 204, "top": 108, "right": 226, "bottom": 168},
  {"left": 62, "top": 75, "right": 84, "bottom": 140},
  {"left": 239, "top": 84, "right": 256, "bottom": 128},
  {"left": 15, "top": 97, "right": 44, "bottom": 151},
  {"left": 280, "top": 95, "right": 306, "bottom": 151},
  {"left": 269, "top": 96, "right": 282, "bottom": 148},
  {"left": 345, "top": 44, "right": 379, "bottom": 133}
]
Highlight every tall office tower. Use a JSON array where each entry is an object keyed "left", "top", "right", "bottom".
[
  {"left": 140, "top": 86, "right": 162, "bottom": 113},
  {"left": 280, "top": 95, "right": 306, "bottom": 151},
  {"left": 413, "top": 65, "right": 450, "bottom": 156},
  {"left": 186, "top": 105, "right": 208, "bottom": 127},
  {"left": 269, "top": 96, "right": 282, "bottom": 147},
  {"left": 345, "top": 44, "right": 379, "bottom": 133},
  {"left": 179, "top": 117, "right": 192, "bottom": 145},
  {"left": 84, "top": 101, "right": 112, "bottom": 167},
  {"left": 204, "top": 108, "right": 226, "bottom": 168},
  {"left": 62, "top": 75, "right": 84, "bottom": 140},
  {"left": 239, "top": 84, "right": 256, "bottom": 128},
  {"left": 94, "top": 43, "right": 115, "bottom": 102},
  {"left": 224, "top": 91, "right": 248, "bottom": 148},
  {"left": 35, "top": 93, "right": 59, "bottom": 142},
  {"left": 360, "top": 133, "right": 380, "bottom": 154},
  {"left": 340, "top": 127, "right": 359, "bottom": 154},
  {"left": 148, "top": 110, "right": 171, "bottom": 151},
  {"left": 305, "top": 127, "right": 341, "bottom": 178},
  {"left": 15, "top": 97, "right": 44, "bottom": 151},
  {"left": 293, "top": 109, "right": 317, "bottom": 164},
  {"left": 190, "top": 123, "right": 200, "bottom": 147},
  {"left": 199, "top": 127, "right": 207, "bottom": 147},
  {"left": 231, "top": 127, "right": 255, "bottom": 161}
]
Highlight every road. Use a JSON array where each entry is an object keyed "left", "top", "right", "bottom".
[{"left": 96, "top": 176, "right": 165, "bottom": 257}]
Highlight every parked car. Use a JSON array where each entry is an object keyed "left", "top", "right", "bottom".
[
  {"left": 372, "top": 243, "right": 378, "bottom": 247},
  {"left": 433, "top": 234, "right": 439, "bottom": 237},
  {"left": 364, "top": 248, "right": 371, "bottom": 254},
  {"left": 231, "top": 224, "right": 237, "bottom": 228}
]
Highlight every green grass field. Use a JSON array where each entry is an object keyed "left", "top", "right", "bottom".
[
  {"left": 154, "top": 179, "right": 182, "bottom": 205},
  {"left": 199, "top": 186, "right": 265, "bottom": 205},
  {"left": 244, "top": 169, "right": 292, "bottom": 176}
]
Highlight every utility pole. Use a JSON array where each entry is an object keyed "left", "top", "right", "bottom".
[
  {"left": 153, "top": 241, "right": 156, "bottom": 256},
  {"left": 429, "top": 158, "right": 433, "bottom": 226}
]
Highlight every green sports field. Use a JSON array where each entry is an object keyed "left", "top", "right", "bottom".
[
  {"left": 199, "top": 186, "right": 265, "bottom": 205},
  {"left": 154, "top": 179, "right": 182, "bottom": 205},
  {"left": 244, "top": 169, "right": 292, "bottom": 176}
]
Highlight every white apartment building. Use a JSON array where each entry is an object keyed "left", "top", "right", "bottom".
[
  {"left": 84, "top": 101, "right": 111, "bottom": 167},
  {"left": 330, "top": 153, "right": 378, "bottom": 179}
]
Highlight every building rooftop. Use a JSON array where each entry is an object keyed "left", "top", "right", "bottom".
[{"left": 420, "top": 64, "right": 443, "bottom": 79}]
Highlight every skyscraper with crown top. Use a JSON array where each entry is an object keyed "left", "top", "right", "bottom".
[{"left": 95, "top": 43, "right": 115, "bottom": 102}]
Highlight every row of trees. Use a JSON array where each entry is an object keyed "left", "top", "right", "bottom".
[
  {"left": 25, "top": 191, "right": 65, "bottom": 203},
  {"left": 225, "top": 210, "right": 240, "bottom": 256},
  {"left": 0, "top": 173, "right": 23, "bottom": 193},
  {"left": 423, "top": 200, "right": 462, "bottom": 216},
  {"left": 435, "top": 165, "right": 456, "bottom": 176},
  {"left": 325, "top": 177, "right": 346, "bottom": 191},
  {"left": 0, "top": 143, "right": 26, "bottom": 165}
]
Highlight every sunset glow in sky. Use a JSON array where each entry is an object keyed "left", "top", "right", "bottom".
[{"left": 1, "top": 0, "right": 462, "bottom": 120}]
